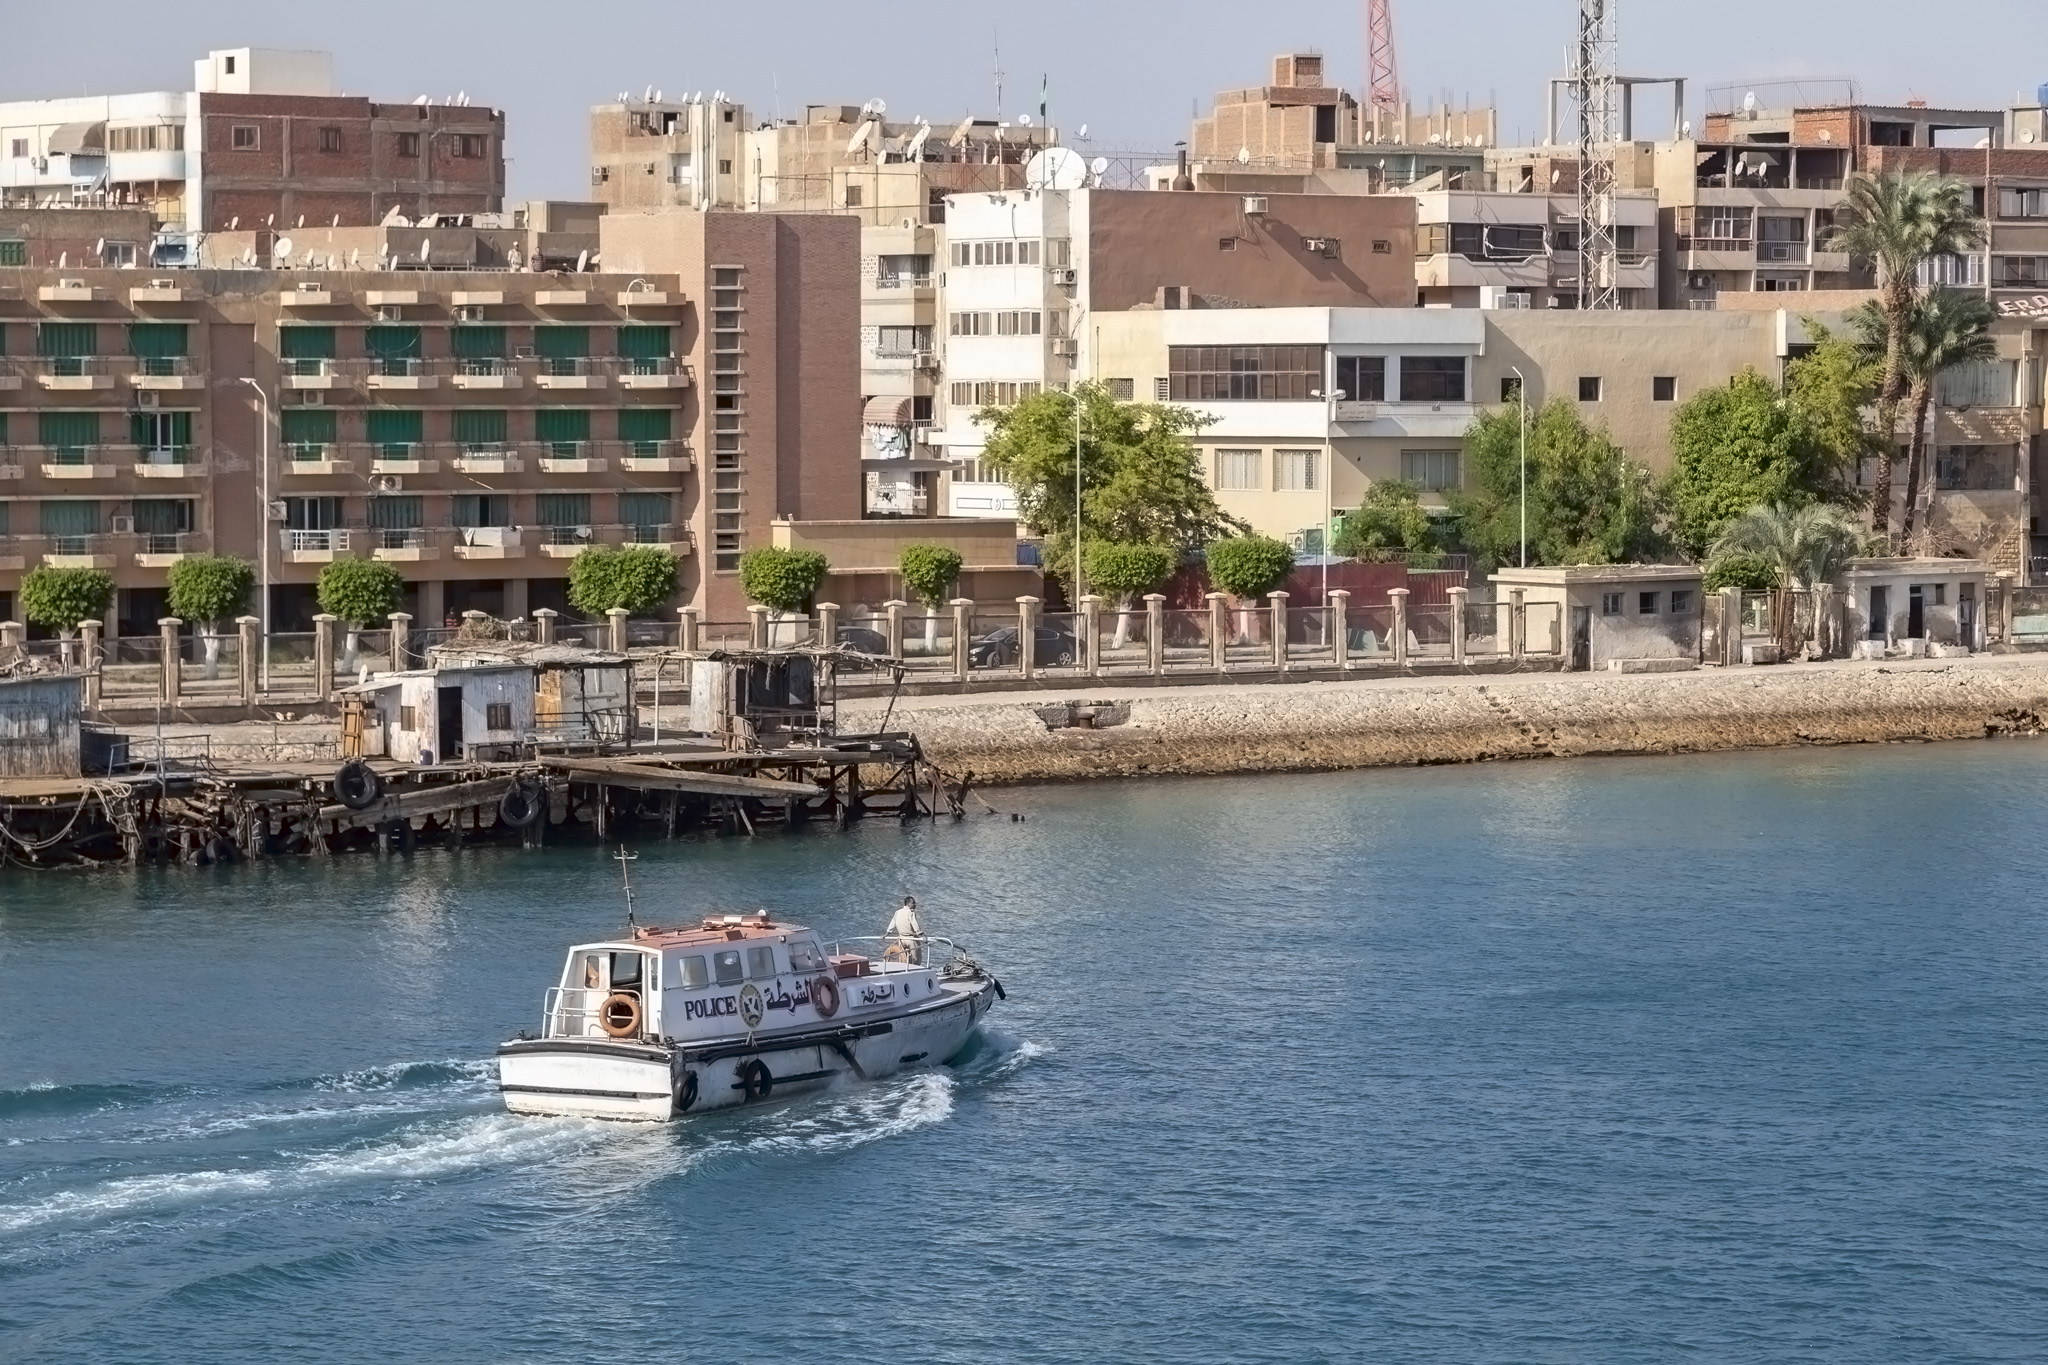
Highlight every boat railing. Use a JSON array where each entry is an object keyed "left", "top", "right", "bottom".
[
  {"left": 821, "top": 935, "right": 967, "bottom": 972},
  {"left": 542, "top": 985, "right": 627, "bottom": 1039}
]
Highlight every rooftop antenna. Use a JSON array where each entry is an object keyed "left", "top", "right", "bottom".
[
  {"left": 1569, "top": 0, "right": 1620, "bottom": 310},
  {"left": 615, "top": 847, "right": 639, "bottom": 928},
  {"left": 1367, "top": 0, "right": 1402, "bottom": 111},
  {"left": 993, "top": 29, "right": 1004, "bottom": 117}
]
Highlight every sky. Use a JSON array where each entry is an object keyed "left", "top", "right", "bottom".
[{"left": 3, "top": 0, "right": 2040, "bottom": 202}]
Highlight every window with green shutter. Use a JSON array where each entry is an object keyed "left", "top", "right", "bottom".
[
  {"left": 537, "top": 493, "right": 590, "bottom": 527},
  {"left": 620, "top": 492, "right": 671, "bottom": 537},
  {"left": 451, "top": 409, "right": 508, "bottom": 449},
  {"left": 0, "top": 413, "right": 8, "bottom": 445},
  {"left": 39, "top": 411, "right": 100, "bottom": 461},
  {"left": 535, "top": 326, "right": 589, "bottom": 376},
  {"left": 132, "top": 499, "right": 193, "bottom": 535},
  {"left": 40, "top": 500, "right": 100, "bottom": 537},
  {"left": 365, "top": 409, "right": 424, "bottom": 454},
  {"left": 38, "top": 323, "right": 97, "bottom": 377},
  {"left": 279, "top": 326, "right": 337, "bottom": 376},
  {"left": 365, "top": 325, "right": 422, "bottom": 375},
  {"left": 281, "top": 408, "right": 337, "bottom": 457},
  {"left": 0, "top": 501, "right": 9, "bottom": 535},
  {"left": 617, "top": 326, "right": 671, "bottom": 373},
  {"left": 535, "top": 409, "right": 590, "bottom": 455},
  {"left": 451, "top": 326, "right": 506, "bottom": 360},
  {"left": 128, "top": 324, "right": 188, "bottom": 356},
  {"left": 452, "top": 494, "right": 511, "bottom": 528},
  {"left": 618, "top": 407, "right": 673, "bottom": 454},
  {"left": 130, "top": 411, "right": 194, "bottom": 456},
  {"left": 367, "top": 495, "right": 423, "bottom": 530},
  {"left": 0, "top": 240, "right": 26, "bottom": 267}
]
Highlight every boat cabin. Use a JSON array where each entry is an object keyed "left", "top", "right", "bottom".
[{"left": 540, "top": 913, "right": 942, "bottom": 1045}]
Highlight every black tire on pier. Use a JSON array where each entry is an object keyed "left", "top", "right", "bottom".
[
  {"left": 335, "top": 760, "right": 383, "bottom": 810},
  {"left": 382, "top": 818, "right": 416, "bottom": 855},
  {"left": 738, "top": 1060, "right": 773, "bottom": 1103},
  {"left": 498, "top": 780, "right": 545, "bottom": 829}
]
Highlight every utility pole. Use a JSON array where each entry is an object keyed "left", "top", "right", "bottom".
[{"left": 1570, "top": 0, "right": 1620, "bottom": 310}]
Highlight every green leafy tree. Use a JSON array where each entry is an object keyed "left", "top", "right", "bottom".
[
  {"left": 19, "top": 566, "right": 114, "bottom": 638},
  {"left": 317, "top": 559, "right": 405, "bottom": 670},
  {"left": 1084, "top": 540, "right": 1176, "bottom": 648},
  {"left": 1825, "top": 171, "right": 1984, "bottom": 538},
  {"left": 567, "top": 545, "right": 679, "bottom": 617},
  {"left": 1333, "top": 478, "right": 1440, "bottom": 563},
  {"left": 1852, "top": 289, "right": 1996, "bottom": 543},
  {"left": 738, "top": 547, "right": 829, "bottom": 614},
  {"left": 1450, "top": 399, "right": 1664, "bottom": 571},
  {"left": 976, "top": 382, "right": 1244, "bottom": 599},
  {"left": 1702, "top": 553, "right": 1780, "bottom": 593},
  {"left": 1205, "top": 534, "right": 1295, "bottom": 642},
  {"left": 1664, "top": 370, "right": 1815, "bottom": 559},
  {"left": 166, "top": 554, "right": 254, "bottom": 679},
  {"left": 897, "top": 544, "right": 963, "bottom": 650},
  {"left": 1784, "top": 321, "right": 1880, "bottom": 493}
]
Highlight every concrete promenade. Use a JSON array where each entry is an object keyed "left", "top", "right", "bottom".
[{"left": 840, "top": 655, "right": 2048, "bottom": 785}]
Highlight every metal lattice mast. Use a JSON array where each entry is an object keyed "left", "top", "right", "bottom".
[
  {"left": 1366, "top": 0, "right": 1401, "bottom": 111},
  {"left": 1571, "top": 0, "right": 1620, "bottom": 309}
]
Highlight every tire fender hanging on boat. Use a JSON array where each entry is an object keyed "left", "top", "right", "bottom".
[
  {"left": 675, "top": 1071, "right": 699, "bottom": 1114},
  {"left": 737, "top": 1059, "right": 773, "bottom": 1102}
]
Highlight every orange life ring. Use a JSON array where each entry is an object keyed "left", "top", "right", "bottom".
[
  {"left": 810, "top": 974, "right": 841, "bottom": 1019},
  {"left": 599, "top": 992, "right": 641, "bottom": 1038}
]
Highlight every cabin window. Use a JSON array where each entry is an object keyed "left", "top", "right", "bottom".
[
  {"left": 678, "top": 955, "right": 709, "bottom": 989},
  {"left": 609, "top": 953, "right": 643, "bottom": 989},
  {"left": 712, "top": 949, "right": 743, "bottom": 985},
  {"left": 485, "top": 702, "right": 512, "bottom": 730},
  {"left": 747, "top": 946, "right": 777, "bottom": 979},
  {"left": 789, "top": 938, "right": 823, "bottom": 972},
  {"left": 399, "top": 705, "right": 417, "bottom": 731}
]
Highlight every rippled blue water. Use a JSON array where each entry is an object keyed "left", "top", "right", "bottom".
[{"left": 5, "top": 742, "right": 2048, "bottom": 1361}]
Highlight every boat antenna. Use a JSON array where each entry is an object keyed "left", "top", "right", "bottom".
[{"left": 615, "top": 847, "right": 639, "bottom": 928}]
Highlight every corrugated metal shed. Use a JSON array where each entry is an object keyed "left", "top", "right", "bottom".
[{"left": 0, "top": 675, "right": 84, "bottom": 779}]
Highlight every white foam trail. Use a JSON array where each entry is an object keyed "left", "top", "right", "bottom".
[{"left": 736, "top": 1072, "right": 956, "bottom": 1157}]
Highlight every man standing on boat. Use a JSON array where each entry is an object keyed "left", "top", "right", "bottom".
[{"left": 887, "top": 896, "right": 924, "bottom": 964}]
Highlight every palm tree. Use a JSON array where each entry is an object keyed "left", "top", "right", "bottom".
[
  {"left": 1896, "top": 289, "right": 1997, "bottom": 542},
  {"left": 1825, "top": 172, "right": 1984, "bottom": 540},
  {"left": 1713, "top": 501, "right": 1870, "bottom": 657}
]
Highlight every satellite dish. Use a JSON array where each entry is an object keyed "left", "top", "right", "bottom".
[
  {"left": 1026, "top": 146, "right": 1088, "bottom": 191},
  {"left": 1742, "top": 90, "right": 1758, "bottom": 113},
  {"left": 906, "top": 124, "right": 933, "bottom": 159},
  {"left": 1089, "top": 156, "right": 1109, "bottom": 176},
  {"left": 948, "top": 117, "right": 974, "bottom": 147},
  {"left": 380, "top": 203, "right": 405, "bottom": 227},
  {"left": 575, "top": 248, "right": 590, "bottom": 272},
  {"left": 1077, "top": 123, "right": 1089, "bottom": 140},
  {"left": 414, "top": 94, "right": 428, "bottom": 105},
  {"left": 1019, "top": 114, "right": 1033, "bottom": 127},
  {"left": 1237, "top": 146, "right": 1251, "bottom": 164},
  {"left": 653, "top": 90, "right": 662, "bottom": 104},
  {"left": 57, "top": 251, "right": 67, "bottom": 268},
  {"left": 229, "top": 216, "right": 240, "bottom": 230},
  {"left": 873, "top": 98, "right": 887, "bottom": 115},
  {"left": 332, "top": 214, "right": 341, "bottom": 227},
  {"left": 847, "top": 119, "right": 877, "bottom": 156},
  {"left": 1681, "top": 120, "right": 1693, "bottom": 138},
  {"left": 349, "top": 249, "right": 361, "bottom": 269},
  {"left": 94, "top": 237, "right": 105, "bottom": 255},
  {"left": 644, "top": 86, "right": 654, "bottom": 103},
  {"left": 273, "top": 235, "right": 295, "bottom": 262},
  {"left": 2026, "top": 129, "right": 2040, "bottom": 144},
  {"left": 418, "top": 236, "right": 432, "bottom": 262},
  {"left": 265, "top": 214, "right": 275, "bottom": 226}
]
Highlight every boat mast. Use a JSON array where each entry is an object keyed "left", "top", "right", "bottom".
[{"left": 616, "top": 847, "right": 638, "bottom": 929}]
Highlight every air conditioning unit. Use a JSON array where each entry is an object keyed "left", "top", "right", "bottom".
[
  {"left": 59, "top": 278, "right": 85, "bottom": 289},
  {"left": 1243, "top": 196, "right": 1268, "bottom": 215},
  {"left": 374, "top": 475, "right": 404, "bottom": 492},
  {"left": 267, "top": 500, "right": 287, "bottom": 522},
  {"left": 373, "top": 304, "right": 403, "bottom": 322},
  {"left": 109, "top": 515, "right": 135, "bottom": 534},
  {"left": 453, "top": 305, "right": 485, "bottom": 322},
  {"left": 1688, "top": 273, "right": 1713, "bottom": 291},
  {"left": 1304, "top": 237, "right": 1330, "bottom": 253},
  {"left": 1051, "top": 338, "right": 1078, "bottom": 358},
  {"left": 912, "top": 349, "right": 939, "bottom": 369},
  {"left": 297, "top": 390, "right": 326, "bottom": 406},
  {"left": 134, "top": 390, "right": 161, "bottom": 409},
  {"left": 1050, "top": 267, "right": 1077, "bottom": 285},
  {"left": 1764, "top": 244, "right": 1794, "bottom": 261}
]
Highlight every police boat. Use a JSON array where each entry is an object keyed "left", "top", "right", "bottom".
[{"left": 497, "top": 902, "right": 1003, "bottom": 1121}]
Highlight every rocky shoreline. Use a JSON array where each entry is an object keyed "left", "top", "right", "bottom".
[{"left": 841, "top": 656, "right": 2048, "bottom": 785}]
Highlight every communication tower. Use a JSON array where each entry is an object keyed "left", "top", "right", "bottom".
[
  {"left": 1366, "top": 0, "right": 1401, "bottom": 111},
  {"left": 1570, "top": 0, "right": 1620, "bottom": 310}
]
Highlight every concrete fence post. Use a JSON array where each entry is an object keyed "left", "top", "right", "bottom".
[
  {"left": 1016, "top": 596, "right": 1039, "bottom": 679},
  {"left": 607, "top": 607, "right": 630, "bottom": 654},
  {"left": 884, "top": 600, "right": 907, "bottom": 661},
  {"left": 746, "top": 604, "right": 769, "bottom": 650},
  {"left": 387, "top": 610, "right": 412, "bottom": 669},
  {"left": 678, "top": 606, "right": 700, "bottom": 654},
  {"left": 1811, "top": 585, "right": 1834, "bottom": 659},
  {"left": 1329, "top": 590, "right": 1351, "bottom": 671},
  {"left": 1998, "top": 572, "right": 2015, "bottom": 646},
  {"left": 1079, "top": 595, "right": 1103, "bottom": 676},
  {"left": 0, "top": 621, "right": 22, "bottom": 655},
  {"left": 1448, "top": 586, "right": 1469, "bottom": 667},
  {"left": 78, "top": 618, "right": 103, "bottom": 708},
  {"left": 159, "top": 617, "right": 184, "bottom": 703},
  {"left": 1720, "top": 585, "right": 1742, "bottom": 666},
  {"left": 235, "top": 616, "right": 259, "bottom": 705},
  {"left": 1509, "top": 588, "right": 1527, "bottom": 662},
  {"left": 311, "top": 614, "right": 336, "bottom": 702},
  {"left": 529, "top": 607, "right": 555, "bottom": 647},
  {"left": 1145, "top": 594, "right": 1166, "bottom": 676},
  {"left": 1389, "top": 589, "right": 1410, "bottom": 667},
  {"left": 1206, "top": 592, "right": 1229, "bottom": 673},
  {"left": 1268, "top": 591, "right": 1290, "bottom": 670},
  {"left": 950, "top": 599, "right": 972, "bottom": 682},
  {"left": 815, "top": 602, "right": 839, "bottom": 650}
]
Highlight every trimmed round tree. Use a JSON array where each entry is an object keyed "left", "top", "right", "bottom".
[
  {"left": 568, "top": 545, "right": 679, "bottom": 618},
  {"left": 898, "top": 543, "right": 963, "bottom": 651},
  {"left": 1084, "top": 541, "right": 1176, "bottom": 649},
  {"left": 20, "top": 567, "right": 115, "bottom": 655},
  {"left": 1205, "top": 535, "right": 1295, "bottom": 642},
  {"left": 316, "top": 558, "right": 405, "bottom": 670},
  {"left": 739, "top": 547, "right": 829, "bottom": 615},
  {"left": 166, "top": 554, "right": 254, "bottom": 679}
]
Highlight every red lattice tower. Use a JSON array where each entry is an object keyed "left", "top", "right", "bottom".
[{"left": 1366, "top": 0, "right": 1401, "bottom": 111}]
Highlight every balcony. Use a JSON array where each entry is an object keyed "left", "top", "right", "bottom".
[
  {"left": 533, "top": 289, "right": 590, "bottom": 308},
  {"left": 130, "top": 282, "right": 190, "bottom": 305},
  {"left": 450, "top": 290, "right": 504, "bottom": 307},
  {"left": 364, "top": 357, "right": 438, "bottom": 391},
  {"left": 368, "top": 444, "right": 439, "bottom": 475},
  {"left": 532, "top": 356, "right": 610, "bottom": 390},
  {"left": 451, "top": 357, "right": 521, "bottom": 390},
  {"left": 281, "top": 286, "right": 344, "bottom": 308},
  {"left": 134, "top": 531, "right": 198, "bottom": 569},
  {"left": 452, "top": 444, "right": 524, "bottom": 474},
  {"left": 281, "top": 528, "right": 352, "bottom": 563},
  {"left": 38, "top": 281, "right": 99, "bottom": 304},
  {"left": 626, "top": 523, "right": 693, "bottom": 555},
  {"left": 37, "top": 356, "right": 117, "bottom": 391},
  {"left": 615, "top": 288, "right": 678, "bottom": 307},
  {"left": 616, "top": 439, "right": 693, "bottom": 473},
  {"left": 0, "top": 360, "right": 21, "bottom": 392},
  {"left": 285, "top": 443, "right": 357, "bottom": 476},
  {"left": 540, "top": 524, "right": 602, "bottom": 558},
  {"left": 133, "top": 447, "right": 202, "bottom": 478},
  {"left": 537, "top": 441, "right": 606, "bottom": 474},
  {"left": 283, "top": 358, "right": 346, "bottom": 390},
  {"left": 364, "top": 290, "right": 424, "bottom": 308},
  {"left": 42, "top": 534, "right": 118, "bottom": 569},
  {"left": 371, "top": 527, "right": 440, "bottom": 562},
  {"left": 1677, "top": 238, "right": 1755, "bottom": 272},
  {"left": 35, "top": 446, "right": 120, "bottom": 480},
  {"left": 0, "top": 454, "right": 22, "bottom": 480},
  {"left": 617, "top": 357, "right": 692, "bottom": 389},
  {"left": 452, "top": 526, "right": 523, "bottom": 560},
  {"left": 130, "top": 356, "right": 204, "bottom": 391}
]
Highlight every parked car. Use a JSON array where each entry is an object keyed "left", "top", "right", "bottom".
[
  {"left": 835, "top": 625, "right": 889, "bottom": 656},
  {"left": 969, "top": 623, "right": 1079, "bottom": 669}
]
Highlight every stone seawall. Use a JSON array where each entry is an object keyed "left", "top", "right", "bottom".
[{"left": 842, "top": 657, "right": 2048, "bottom": 785}]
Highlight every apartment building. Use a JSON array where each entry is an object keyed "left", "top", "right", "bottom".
[
  {"left": 935, "top": 184, "right": 1418, "bottom": 515},
  {"left": 0, "top": 206, "right": 858, "bottom": 633},
  {"left": 0, "top": 48, "right": 505, "bottom": 258},
  {"left": 1412, "top": 189, "right": 1659, "bottom": 309}
]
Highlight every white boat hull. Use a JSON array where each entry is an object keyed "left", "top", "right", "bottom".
[{"left": 499, "top": 978, "right": 998, "bottom": 1121}]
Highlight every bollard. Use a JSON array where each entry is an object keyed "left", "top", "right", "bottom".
[
  {"left": 1268, "top": 591, "right": 1290, "bottom": 670},
  {"left": 1389, "top": 589, "right": 1410, "bottom": 667},
  {"left": 1016, "top": 596, "right": 1040, "bottom": 679},
  {"left": 1329, "top": 590, "right": 1351, "bottom": 671},
  {"left": 530, "top": 607, "right": 556, "bottom": 647},
  {"left": 78, "top": 619, "right": 103, "bottom": 709},
  {"left": 159, "top": 617, "right": 184, "bottom": 703},
  {"left": 950, "top": 599, "right": 972, "bottom": 682},
  {"left": 1207, "top": 592, "right": 1229, "bottom": 673},
  {"left": 1449, "top": 586, "right": 1468, "bottom": 667},
  {"left": 1145, "top": 594, "right": 1166, "bottom": 676},
  {"left": 607, "top": 607, "right": 630, "bottom": 654},
  {"left": 1079, "top": 595, "right": 1103, "bottom": 677},
  {"left": 236, "top": 616, "right": 259, "bottom": 704},
  {"left": 747, "top": 604, "right": 768, "bottom": 650},
  {"left": 1509, "top": 589, "right": 1527, "bottom": 662},
  {"left": 816, "top": 602, "right": 839, "bottom": 651},
  {"left": 884, "top": 600, "right": 906, "bottom": 661},
  {"left": 678, "top": 605, "right": 700, "bottom": 654}
]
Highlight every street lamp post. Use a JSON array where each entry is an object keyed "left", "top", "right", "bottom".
[
  {"left": 238, "top": 376, "right": 272, "bottom": 691},
  {"left": 1510, "top": 365, "right": 1529, "bottom": 568},
  {"left": 1312, "top": 380, "right": 1348, "bottom": 612}
]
